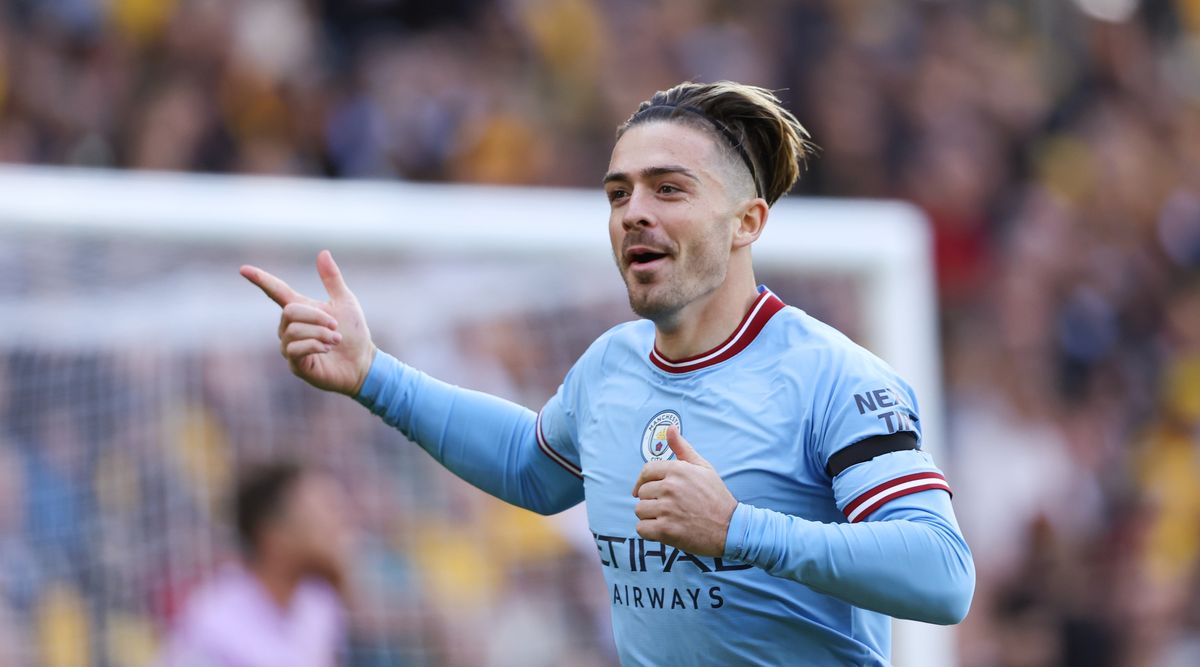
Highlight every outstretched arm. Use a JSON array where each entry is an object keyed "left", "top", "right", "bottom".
[
  {"left": 240, "top": 252, "right": 583, "bottom": 515},
  {"left": 356, "top": 351, "right": 583, "bottom": 514}
]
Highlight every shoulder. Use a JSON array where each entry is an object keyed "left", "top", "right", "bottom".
[
  {"left": 293, "top": 578, "right": 346, "bottom": 635},
  {"left": 765, "top": 306, "right": 917, "bottom": 415},
  {"left": 294, "top": 578, "right": 343, "bottom": 617},
  {"left": 765, "top": 306, "right": 893, "bottom": 375},
  {"left": 569, "top": 319, "right": 652, "bottom": 373},
  {"left": 170, "top": 568, "right": 255, "bottom": 644}
]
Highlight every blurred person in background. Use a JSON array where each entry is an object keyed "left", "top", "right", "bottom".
[{"left": 156, "top": 461, "right": 352, "bottom": 667}]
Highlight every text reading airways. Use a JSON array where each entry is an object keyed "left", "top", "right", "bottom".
[
  {"left": 592, "top": 533, "right": 753, "bottom": 574},
  {"left": 594, "top": 534, "right": 752, "bottom": 611},
  {"left": 613, "top": 584, "right": 726, "bottom": 610}
]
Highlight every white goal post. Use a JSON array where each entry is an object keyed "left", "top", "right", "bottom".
[{"left": 0, "top": 165, "right": 951, "bottom": 667}]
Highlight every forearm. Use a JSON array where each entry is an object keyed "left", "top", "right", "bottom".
[
  {"left": 355, "top": 351, "right": 583, "bottom": 515},
  {"left": 723, "top": 495, "right": 975, "bottom": 624}
]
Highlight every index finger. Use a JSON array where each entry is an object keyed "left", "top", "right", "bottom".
[
  {"left": 632, "top": 461, "right": 671, "bottom": 497},
  {"left": 240, "top": 265, "right": 303, "bottom": 308}
]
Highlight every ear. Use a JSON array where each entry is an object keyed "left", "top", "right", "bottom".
[{"left": 732, "top": 198, "right": 769, "bottom": 250}]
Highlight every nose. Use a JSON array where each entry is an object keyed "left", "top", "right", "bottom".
[{"left": 621, "top": 187, "right": 656, "bottom": 232}]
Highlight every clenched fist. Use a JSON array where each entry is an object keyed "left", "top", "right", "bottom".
[{"left": 240, "top": 250, "right": 375, "bottom": 396}]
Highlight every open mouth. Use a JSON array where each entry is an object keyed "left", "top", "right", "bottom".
[
  {"left": 624, "top": 243, "right": 673, "bottom": 270},
  {"left": 629, "top": 251, "right": 669, "bottom": 266}
]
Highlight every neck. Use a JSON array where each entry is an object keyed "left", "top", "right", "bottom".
[
  {"left": 248, "top": 558, "right": 300, "bottom": 610},
  {"left": 653, "top": 265, "right": 759, "bottom": 360}
]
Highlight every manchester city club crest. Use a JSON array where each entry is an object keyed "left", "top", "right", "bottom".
[{"left": 641, "top": 410, "right": 682, "bottom": 462}]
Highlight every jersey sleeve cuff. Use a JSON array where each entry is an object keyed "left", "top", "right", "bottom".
[
  {"left": 722, "top": 503, "right": 803, "bottom": 575},
  {"left": 723, "top": 502, "right": 757, "bottom": 562},
  {"left": 354, "top": 349, "right": 407, "bottom": 410}
]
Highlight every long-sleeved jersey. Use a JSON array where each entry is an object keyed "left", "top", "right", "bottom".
[{"left": 357, "top": 286, "right": 974, "bottom": 666}]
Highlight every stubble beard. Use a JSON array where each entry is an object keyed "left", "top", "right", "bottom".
[{"left": 622, "top": 237, "right": 728, "bottom": 328}]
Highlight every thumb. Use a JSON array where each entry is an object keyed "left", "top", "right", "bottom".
[
  {"left": 316, "top": 250, "right": 353, "bottom": 301},
  {"left": 666, "top": 426, "right": 709, "bottom": 467}
]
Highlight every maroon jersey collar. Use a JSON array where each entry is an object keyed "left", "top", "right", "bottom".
[{"left": 649, "top": 287, "right": 786, "bottom": 374}]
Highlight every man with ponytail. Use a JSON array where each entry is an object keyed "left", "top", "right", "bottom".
[{"left": 242, "top": 81, "right": 974, "bottom": 666}]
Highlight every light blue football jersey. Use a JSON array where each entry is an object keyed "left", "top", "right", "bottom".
[
  {"left": 535, "top": 287, "right": 952, "bottom": 666},
  {"left": 357, "top": 286, "right": 970, "bottom": 666}
]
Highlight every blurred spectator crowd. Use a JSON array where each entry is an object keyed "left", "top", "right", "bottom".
[
  {"left": 0, "top": 288, "right": 623, "bottom": 667},
  {"left": 3, "top": 0, "right": 1200, "bottom": 666}
]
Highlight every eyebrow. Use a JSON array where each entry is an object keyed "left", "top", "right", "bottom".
[{"left": 602, "top": 164, "right": 702, "bottom": 186}]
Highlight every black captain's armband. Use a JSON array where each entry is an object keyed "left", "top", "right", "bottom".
[{"left": 826, "top": 431, "right": 919, "bottom": 477}]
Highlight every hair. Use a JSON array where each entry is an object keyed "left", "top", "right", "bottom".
[
  {"left": 234, "top": 460, "right": 306, "bottom": 559},
  {"left": 617, "top": 81, "right": 815, "bottom": 206}
]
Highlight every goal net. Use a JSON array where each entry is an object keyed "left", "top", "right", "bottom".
[{"left": 0, "top": 165, "right": 948, "bottom": 667}]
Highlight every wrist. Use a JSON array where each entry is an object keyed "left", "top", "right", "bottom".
[
  {"left": 722, "top": 502, "right": 755, "bottom": 562},
  {"left": 349, "top": 344, "right": 379, "bottom": 398}
]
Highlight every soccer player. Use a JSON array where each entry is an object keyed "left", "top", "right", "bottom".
[
  {"left": 241, "top": 81, "right": 975, "bottom": 665},
  {"left": 156, "top": 462, "right": 351, "bottom": 667}
]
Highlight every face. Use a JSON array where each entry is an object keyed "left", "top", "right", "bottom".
[
  {"left": 275, "top": 474, "right": 355, "bottom": 584},
  {"left": 604, "top": 121, "right": 751, "bottom": 324}
]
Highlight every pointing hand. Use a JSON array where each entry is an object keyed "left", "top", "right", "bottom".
[{"left": 240, "top": 250, "right": 375, "bottom": 396}]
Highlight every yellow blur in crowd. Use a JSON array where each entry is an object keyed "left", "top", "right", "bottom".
[{"left": 2, "top": 1, "right": 1200, "bottom": 666}]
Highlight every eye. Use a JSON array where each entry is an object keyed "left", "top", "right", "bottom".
[
  {"left": 607, "top": 188, "right": 628, "bottom": 203},
  {"left": 658, "top": 184, "right": 681, "bottom": 195}
]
